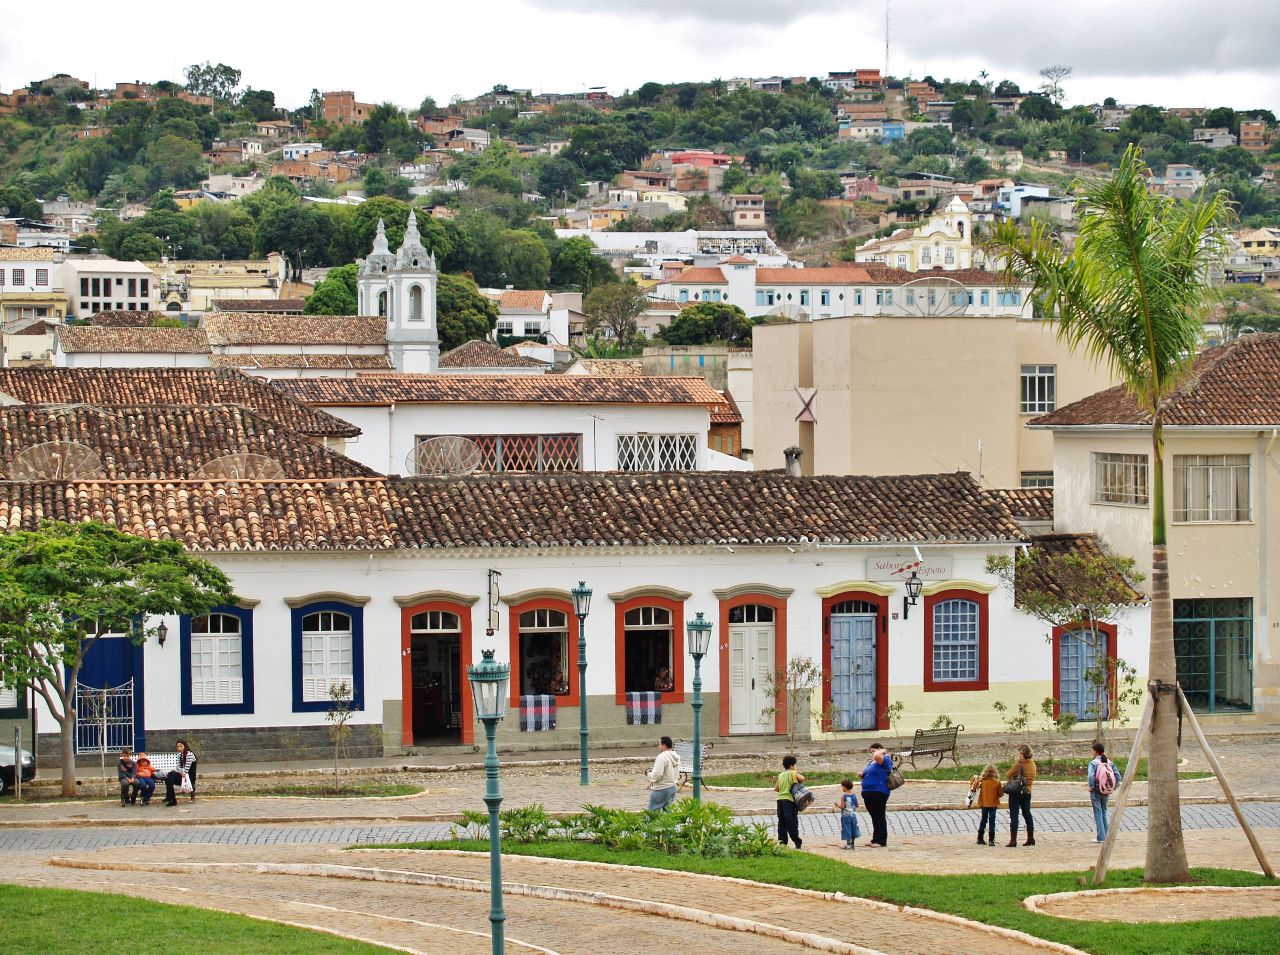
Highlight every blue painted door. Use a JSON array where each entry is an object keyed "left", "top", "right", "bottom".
[
  {"left": 1058, "top": 629, "right": 1107, "bottom": 721},
  {"left": 830, "top": 615, "right": 876, "bottom": 730},
  {"left": 78, "top": 634, "right": 145, "bottom": 752}
]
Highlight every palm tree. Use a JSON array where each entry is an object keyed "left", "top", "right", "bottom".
[{"left": 986, "top": 145, "right": 1231, "bottom": 883}]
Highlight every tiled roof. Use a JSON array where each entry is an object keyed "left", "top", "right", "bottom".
[
  {"left": 1032, "top": 334, "right": 1280, "bottom": 429},
  {"left": 711, "top": 390, "right": 743, "bottom": 425},
  {"left": 211, "top": 298, "right": 306, "bottom": 312},
  {"left": 658, "top": 267, "right": 728, "bottom": 285},
  {"left": 89, "top": 311, "right": 169, "bottom": 327},
  {"left": 0, "top": 405, "right": 375, "bottom": 480},
  {"left": 57, "top": 326, "right": 211, "bottom": 354},
  {"left": 572, "top": 359, "right": 644, "bottom": 377},
  {"left": 440, "top": 340, "right": 547, "bottom": 369},
  {"left": 987, "top": 487, "right": 1054, "bottom": 522},
  {"left": 488, "top": 290, "right": 550, "bottom": 311},
  {"left": 1015, "top": 533, "right": 1145, "bottom": 606},
  {"left": 278, "top": 374, "right": 726, "bottom": 408},
  {"left": 0, "top": 368, "right": 358, "bottom": 438},
  {"left": 720, "top": 255, "right": 756, "bottom": 265},
  {"left": 755, "top": 267, "right": 875, "bottom": 284},
  {"left": 208, "top": 353, "right": 394, "bottom": 370},
  {"left": 0, "top": 248, "right": 56, "bottom": 261},
  {"left": 0, "top": 471, "right": 1025, "bottom": 552},
  {"left": 201, "top": 313, "right": 387, "bottom": 346},
  {"left": 862, "top": 266, "right": 1014, "bottom": 286}
]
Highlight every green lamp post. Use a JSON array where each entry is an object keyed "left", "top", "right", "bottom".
[
  {"left": 685, "top": 611, "right": 714, "bottom": 801},
  {"left": 467, "top": 648, "right": 511, "bottom": 955},
  {"left": 571, "top": 580, "right": 592, "bottom": 785}
]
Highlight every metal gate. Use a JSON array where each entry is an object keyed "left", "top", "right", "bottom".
[
  {"left": 1058, "top": 630, "right": 1108, "bottom": 721},
  {"left": 830, "top": 615, "right": 877, "bottom": 730},
  {"left": 74, "top": 679, "right": 135, "bottom": 755}
]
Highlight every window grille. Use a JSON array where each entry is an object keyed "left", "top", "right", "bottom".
[
  {"left": 1093, "top": 452, "right": 1149, "bottom": 506},
  {"left": 931, "top": 599, "right": 979, "bottom": 682}
]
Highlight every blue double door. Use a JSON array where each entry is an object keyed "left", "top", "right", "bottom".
[
  {"left": 1058, "top": 629, "right": 1108, "bottom": 722},
  {"left": 77, "top": 634, "right": 145, "bottom": 754},
  {"left": 829, "top": 614, "right": 877, "bottom": 731}
]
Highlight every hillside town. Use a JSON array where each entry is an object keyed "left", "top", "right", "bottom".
[{"left": 2, "top": 12, "right": 1280, "bottom": 952}]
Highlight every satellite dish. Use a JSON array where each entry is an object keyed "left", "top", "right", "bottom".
[
  {"left": 408, "top": 436, "right": 483, "bottom": 477},
  {"left": 197, "top": 452, "right": 286, "bottom": 480},
  {"left": 768, "top": 304, "right": 810, "bottom": 322},
  {"left": 886, "top": 276, "right": 970, "bottom": 317},
  {"left": 11, "top": 441, "right": 105, "bottom": 480}
]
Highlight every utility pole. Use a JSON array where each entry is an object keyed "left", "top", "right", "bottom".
[{"left": 884, "top": 0, "right": 891, "bottom": 80}]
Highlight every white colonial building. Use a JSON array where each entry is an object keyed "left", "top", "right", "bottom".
[{"left": 356, "top": 213, "right": 441, "bottom": 373}]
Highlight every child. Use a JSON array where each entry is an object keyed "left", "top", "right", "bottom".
[
  {"left": 134, "top": 753, "right": 156, "bottom": 805},
  {"left": 117, "top": 747, "right": 138, "bottom": 806},
  {"left": 836, "top": 778, "right": 861, "bottom": 849},
  {"left": 972, "top": 763, "right": 1003, "bottom": 845}
]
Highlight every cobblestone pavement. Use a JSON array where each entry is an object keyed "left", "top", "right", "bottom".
[{"left": 10, "top": 843, "right": 1073, "bottom": 955}]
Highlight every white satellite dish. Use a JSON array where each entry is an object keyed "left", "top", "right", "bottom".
[
  {"left": 10, "top": 440, "right": 105, "bottom": 480},
  {"left": 408, "top": 436, "right": 483, "bottom": 477},
  {"left": 197, "top": 452, "right": 286, "bottom": 480},
  {"left": 768, "top": 303, "right": 810, "bottom": 322}
]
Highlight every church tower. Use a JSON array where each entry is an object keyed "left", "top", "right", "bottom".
[{"left": 356, "top": 213, "right": 440, "bottom": 373}]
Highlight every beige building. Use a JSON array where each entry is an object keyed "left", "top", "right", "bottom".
[
  {"left": 751, "top": 313, "right": 1118, "bottom": 485},
  {"left": 1034, "top": 333, "right": 1280, "bottom": 720},
  {"left": 148, "top": 254, "right": 289, "bottom": 316}
]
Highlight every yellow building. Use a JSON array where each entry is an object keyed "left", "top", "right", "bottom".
[
  {"left": 0, "top": 247, "right": 65, "bottom": 324},
  {"left": 1237, "top": 227, "right": 1280, "bottom": 258},
  {"left": 854, "top": 196, "right": 981, "bottom": 271}
]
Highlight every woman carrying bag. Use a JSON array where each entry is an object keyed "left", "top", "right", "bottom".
[
  {"left": 1005, "top": 743, "right": 1037, "bottom": 846},
  {"left": 858, "top": 743, "right": 894, "bottom": 848}
]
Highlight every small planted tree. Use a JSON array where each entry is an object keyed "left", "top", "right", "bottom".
[
  {"left": 883, "top": 700, "right": 906, "bottom": 748},
  {"left": 761, "top": 656, "right": 824, "bottom": 754},
  {"left": 326, "top": 679, "right": 355, "bottom": 779},
  {"left": 0, "top": 522, "right": 233, "bottom": 796}
]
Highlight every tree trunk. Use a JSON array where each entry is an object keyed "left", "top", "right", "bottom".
[
  {"left": 58, "top": 710, "right": 78, "bottom": 797},
  {"left": 1145, "top": 422, "right": 1190, "bottom": 883}
]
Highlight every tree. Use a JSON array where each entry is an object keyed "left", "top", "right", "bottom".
[
  {"left": 584, "top": 281, "right": 647, "bottom": 350},
  {"left": 994, "top": 80, "right": 1022, "bottom": 97},
  {"left": 551, "top": 235, "right": 613, "bottom": 293},
  {"left": 635, "top": 82, "right": 665, "bottom": 106},
  {"left": 565, "top": 123, "right": 648, "bottom": 180},
  {"left": 761, "top": 656, "right": 825, "bottom": 753},
  {"left": 0, "top": 522, "right": 233, "bottom": 795},
  {"left": 364, "top": 103, "right": 419, "bottom": 160},
  {"left": 183, "top": 62, "right": 242, "bottom": 101},
  {"left": 1038, "top": 65, "right": 1072, "bottom": 105},
  {"left": 362, "top": 166, "right": 412, "bottom": 200},
  {"left": 986, "top": 145, "right": 1231, "bottom": 883},
  {"left": 437, "top": 272, "right": 499, "bottom": 349},
  {"left": 417, "top": 95, "right": 438, "bottom": 117},
  {"left": 255, "top": 204, "right": 332, "bottom": 272},
  {"left": 143, "top": 134, "right": 205, "bottom": 191},
  {"left": 1018, "top": 95, "right": 1062, "bottom": 123},
  {"left": 0, "top": 185, "right": 42, "bottom": 220},
  {"left": 661, "top": 302, "right": 752, "bottom": 345},
  {"left": 118, "top": 232, "right": 164, "bottom": 261},
  {"left": 305, "top": 263, "right": 358, "bottom": 315},
  {"left": 499, "top": 229, "right": 552, "bottom": 289},
  {"left": 537, "top": 156, "right": 585, "bottom": 201},
  {"left": 239, "top": 88, "right": 277, "bottom": 121}
]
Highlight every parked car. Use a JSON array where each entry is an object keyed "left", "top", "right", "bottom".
[{"left": 0, "top": 745, "right": 35, "bottom": 793}]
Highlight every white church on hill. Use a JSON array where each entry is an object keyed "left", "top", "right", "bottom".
[{"left": 356, "top": 212, "right": 441, "bottom": 374}]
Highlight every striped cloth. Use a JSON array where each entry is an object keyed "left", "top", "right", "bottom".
[
  {"left": 626, "top": 691, "right": 662, "bottom": 725},
  {"left": 520, "top": 694, "right": 557, "bottom": 732}
]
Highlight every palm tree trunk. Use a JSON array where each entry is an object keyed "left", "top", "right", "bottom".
[{"left": 1145, "top": 423, "right": 1190, "bottom": 882}]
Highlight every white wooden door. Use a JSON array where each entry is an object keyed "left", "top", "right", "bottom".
[{"left": 728, "top": 623, "right": 775, "bottom": 734}]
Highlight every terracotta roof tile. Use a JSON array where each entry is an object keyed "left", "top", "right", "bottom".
[
  {"left": 0, "top": 368, "right": 358, "bottom": 438},
  {"left": 755, "top": 267, "right": 875, "bottom": 284},
  {"left": 0, "top": 405, "right": 374, "bottom": 480},
  {"left": 440, "top": 340, "right": 547, "bottom": 369},
  {"left": 657, "top": 267, "right": 728, "bottom": 285},
  {"left": 57, "top": 326, "right": 211, "bottom": 354},
  {"left": 0, "top": 248, "right": 56, "bottom": 261},
  {"left": 488, "top": 290, "right": 550, "bottom": 311},
  {"left": 208, "top": 354, "right": 394, "bottom": 370},
  {"left": 0, "top": 471, "right": 1024, "bottom": 552},
  {"left": 571, "top": 359, "right": 644, "bottom": 377},
  {"left": 89, "top": 311, "right": 169, "bottom": 327},
  {"left": 710, "top": 390, "right": 743, "bottom": 425},
  {"left": 1033, "top": 334, "right": 1280, "bottom": 428},
  {"left": 278, "top": 374, "right": 725, "bottom": 408},
  {"left": 1015, "top": 533, "right": 1145, "bottom": 606},
  {"left": 210, "top": 298, "right": 307, "bottom": 312},
  {"left": 987, "top": 487, "right": 1054, "bottom": 522},
  {"left": 201, "top": 313, "right": 387, "bottom": 346}
]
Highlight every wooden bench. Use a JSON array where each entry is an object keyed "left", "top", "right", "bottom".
[
  {"left": 673, "top": 739, "right": 713, "bottom": 790},
  {"left": 894, "top": 725, "right": 964, "bottom": 769}
]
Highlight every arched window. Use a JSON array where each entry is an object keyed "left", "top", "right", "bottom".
[
  {"left": 830, "top": 599, "right": 880, "bottom": 615},
  {"left": 377, "top": 290, "right": 388, "bottom": 318},
  {"left": 728, "top": 603, "right": 774, "bottom": 624},
  {"left": 182, "top": 606, "right": 255, "bottom": 715},
  {"left": 623, "top": 605, "right": 673, "bottom": 694},
  {"left": 518, "top": 607, "right": 570, "bottom": 697},
  {"left": 411, "top": 609, "right": 460, "bottom": 633},
  {"left": 923, "top": 588, "right": 989, "bottom": 691},
  {"left": 409, "top": 284, "right": 424, "bottom": 321},
  {"left": 300, "top": 610, "right": 354, "bottom": 702}
]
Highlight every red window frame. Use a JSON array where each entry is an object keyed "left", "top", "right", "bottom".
[
  {"left": 922, "top": 588, "right": 989, "bottom": 692},
  {"left": 613, "top": 594, "right": 685, "bottom": 705},
  {"left": 1051, "top": 622, "right": 1118, "bottom": 719},
  {"left": 508, "top": 597, "right": 581, "bottom": 708}
]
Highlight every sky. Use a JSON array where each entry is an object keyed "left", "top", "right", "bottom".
[{"left": 2, "top": 0, "right": 1277, "bottom": 113}]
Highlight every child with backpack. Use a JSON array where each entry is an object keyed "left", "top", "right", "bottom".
[
  {"left": 1088, "top": 741, "right": 1118, "bottom": 842},
  {"left": 970, "top": 764, "right": 1003, "bottom": 845},
  {"left": 835, "top": 778, "right": 861, "bottom": 849}
]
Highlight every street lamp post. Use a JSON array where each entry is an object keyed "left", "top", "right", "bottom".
[
  {"left": 685, "top": 612, "right": 713, "bottom": 801},
  {"left": 467, "top": 648, "right": 511, "bottom": 955},
  {"left": 571, "top": 580, "right": 592, "bottom": 785}
]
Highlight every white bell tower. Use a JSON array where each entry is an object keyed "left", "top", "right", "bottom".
[{"left": 356, "top": 213, "right": 440, "bottom": 373}]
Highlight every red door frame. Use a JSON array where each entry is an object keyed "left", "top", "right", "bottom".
[
  {"left": 400, "top": 599, "right": 474, "bottom": 747},
  {"left": 508, "top": 597, "right": 581, "bottom": 709},
  {"left": 1051, "top": 622, "right": 1118, "bottom": 719},
  {"left": 718, "top": 593, "right": 788, "bottom": 737},
  {"left": 614, "top": 594, "right": 686, "bottom": 705},
  {"left": 821, "top": 592, "right": 890, "bottom": 731},
  {"left": 922, "top": 589, "right": 991, "bottom": 692}
]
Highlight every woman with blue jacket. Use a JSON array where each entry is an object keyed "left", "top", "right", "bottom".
[{"left": 858, "top": 743, "right": 894, "bottom": 847}]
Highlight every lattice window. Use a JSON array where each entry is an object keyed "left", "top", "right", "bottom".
[
  {"left": 931, "top": 599, "right": 979, "bottom": 682},
  {"left": 416, "top": 434, "right": 580, "bottom": 472},
  {"left": 617, "top": 433, "right": 697, "bottom": 471}
]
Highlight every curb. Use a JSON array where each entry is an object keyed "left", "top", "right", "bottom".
[{"left": 1023, "top": 884, "right": 1280, "bottom": 921}]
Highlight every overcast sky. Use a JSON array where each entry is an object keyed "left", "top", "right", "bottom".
[{"left": 3, "top": 0, "right": 1276, "bottom": 113}]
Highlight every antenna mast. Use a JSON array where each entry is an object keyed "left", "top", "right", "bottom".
[{"left": 884, "top": 0, "right": 891, "bottom": 80}]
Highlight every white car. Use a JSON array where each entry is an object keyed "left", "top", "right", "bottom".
[{"left": 0, "top": 745, "right": 35, "bottom": 793}]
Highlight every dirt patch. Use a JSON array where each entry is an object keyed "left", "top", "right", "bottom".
[{"left": 1027, "top": 885, "right": 1280, "bottom": 923}]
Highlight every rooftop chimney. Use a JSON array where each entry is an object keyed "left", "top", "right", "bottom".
[{"left": 783, "top": 446, "right": 803, "bottom": 477}]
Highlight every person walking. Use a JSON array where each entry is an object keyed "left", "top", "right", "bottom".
[
  {"left": 645, "top": 735, "right": 680, "bottom": 810},
  {"left": 775, "top": 755, "right": 804, "bottom": 849},
  {"left": 162, "top": 739, "right": 197, "bottom": 806},
  {"left": 1088, "top": 741, "right": 1118, "bottom": 843},
  {"left": 972, "top": 763, "right": 1002, "bottom": 845},
  {"left": 1005, "top": 743, "right": 1037, "bottom": 847},
  {"left": 858, "top": 743, "right": 894, "bottom": 848}
]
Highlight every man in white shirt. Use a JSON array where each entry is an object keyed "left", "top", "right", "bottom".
[{"left": 646, "top": 735, "right": 681, "bottom": 810}]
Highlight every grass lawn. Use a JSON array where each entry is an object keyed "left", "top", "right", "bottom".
[
  {"left": 379, "top": 840, "right": 1277, "bottom": 955},
  {"left": 705, "top": 758, "right": 1210, "bottom": 788},
  {"left": 0, "top": 885, "right": 400, "bottom": 954}
]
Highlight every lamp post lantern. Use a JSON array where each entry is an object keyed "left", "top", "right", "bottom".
[
  {"left": 467, "top": 648, "right": 511, "bottom": 955},
  {"left": 685, "top": 611, "right": 713, "bottom": 801},
  {"left": 902, "top": 570, "right": 923, "bottom": 620},
  {"left": 571, "top": 580, "right": 592, "bottom": 785}
]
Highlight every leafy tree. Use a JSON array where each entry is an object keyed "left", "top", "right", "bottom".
[
  {"left": 660, "top": 301, "right": 751, "bottom": 344},
  {"left": 500, "top": 228, "right": 552, "bottom": 289},
  {"left": 950, "top": 97, "right": 998, "bottom": 136},
  {"left": 143, "top": 134, "right": 205, "bottom": 191},
  {"left": 0, "top": 185, "right": 41, "bottom": 220},
  {"left": 1207, "top": 146, "right": 1261, "bottom": 178},
  {"left": 118, "top": 232, "right": 164, "bottom": 261},
  {"left": 437, "top": 272, "right": 499, "bottom": 349},
  {"left": 537, "top": 156, "right": 585, "bottom": 200},
  {"left": 635, "top": 82, "right": 665, "bottom": 106},
  {"left": 364, "top": 103, "right": 419, "bottom": 161},
  {"left": 362, "top": 166, "right": 412, "bottom": 200},
  {"left": 240, "top": 88, "right": 277, "bottom": 122},
  {"left": 986, "top": 145, "right": 1231, "bottom": 883},
  {"left": 584, "top": 281, "right": 647, "bottom": 350},
  {"left": 323, "top": 123, "right": 366, "bottom": 153},
  {"left": 183, "top": 62, "right": 242, "bottom": 101},
  {"left": 994, "top": 80, "right": 1022, "bottom": 97},
  {"left": 418, "top": 95, "right": 438, "bottom": 117},
  {"left": 305, "top": 263, "right": 358, "bottom": 314},
  {"left": 188, "top": 203, "right": 256, "bottom": 259},
  {"left": 551, "top": 235, "right": 614, "bottom": 292},
  {"left": 720, "top": 162, "right": 749, "bottom": 194},
  {"left": 255, "top": 203, "right": 332, "bottom": 271},
  {"left": 1200, "top": 106, "right": 1237, "bottom": 134},
  {"left": 1218, "top": 285, "right": 1280, "bottom": 337},
  {"left": 565, "top": 123, "right": 648, "bottom": 180},
  {"left": 788, "top": 167, "right": 842, "bottom": 200},
  {"left": 1018, "top": 95, "right": 1062, "bottom": 123},
  {"left": 0, "top": 521, "right": 233, "bottom": 795}
]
